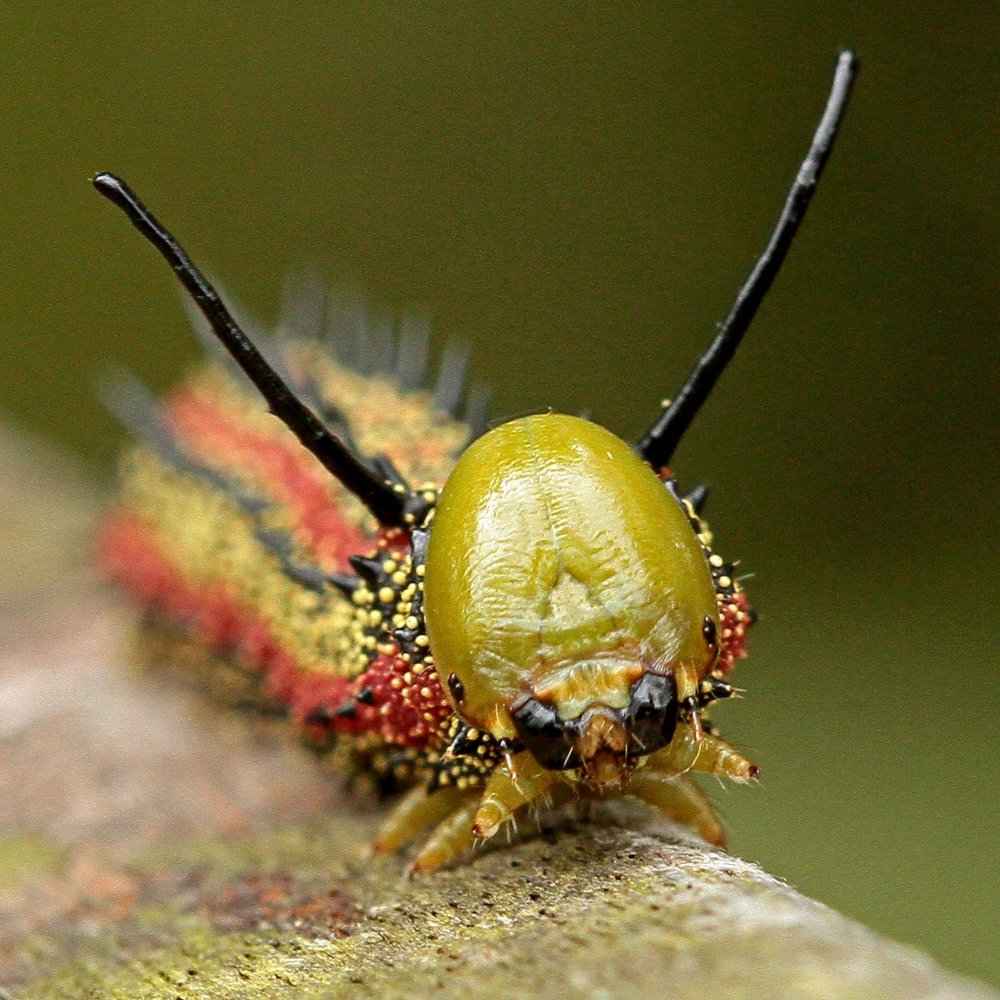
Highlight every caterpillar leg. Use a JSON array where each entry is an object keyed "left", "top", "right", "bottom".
[
  {"left": 626, "top": 769, "right": 725, "bottom": 847},
  {"left": 652, "top": 721, "right": 759, "bottom": 783},
  {"left": 371, "top": 783, "right": 471, "bottom": 855},
  {"left": 409, "top": 797, "right": 481, "bottom": 874},
  {"left": 674, "top": 660, "right": 704, "bottom": 740},
  {"left": 471, "top": 750, "right": 560, "bottom": 839},
  {"left": 408, "top": 754, "right": 562, "bottom": 872}
]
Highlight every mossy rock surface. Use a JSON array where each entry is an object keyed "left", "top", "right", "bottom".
[{"left": 0, "top": 426, "right": 995, "bottom": 1000}]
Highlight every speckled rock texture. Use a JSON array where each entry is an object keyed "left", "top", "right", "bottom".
[{"left": 1, "top": 425, "right": 995, "bottom": 1000}]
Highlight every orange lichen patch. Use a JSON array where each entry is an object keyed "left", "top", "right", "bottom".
[
  {"left": 164, "top": 384, "right": 369, "bottom": 571},
  {"left": 200, "top": 871, "right": 359, "bottom": 938}
]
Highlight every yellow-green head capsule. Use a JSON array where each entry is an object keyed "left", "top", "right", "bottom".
[{"left": 425, "top": 414, "right": 718, "bottom": 783}]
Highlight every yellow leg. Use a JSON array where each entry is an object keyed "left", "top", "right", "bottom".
[
  {"left": 409, "top": 797, "right": 481, "bottom": 874},
  {"left": 371, "top": 784, "right": 471, "bottom": 855},
  {"left": 690, "top": 732, "right": 759, "bottom": 783},
  {"left": 650, "top": 723, "right": 759, "bottom": 783},
  {"left": 673, "top": 659, "right": 702, "bottom": 705},
  {"left": 627, "top": 770, "right": 725, "bottom": 847},
  {"left": 471, "top": 751, "right": 560, "bottom": 839},
  {"left": 674, "top": 660, "right": 704, "bottom": 739}
]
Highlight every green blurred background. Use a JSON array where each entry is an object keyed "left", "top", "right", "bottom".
[{"left": 2, "top": 3, "right": 996, "bottom": 986}]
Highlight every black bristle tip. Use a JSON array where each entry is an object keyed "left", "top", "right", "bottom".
[
  {"left": 684, "top": 483, "right": 710, "bottom": 514},
  {"left": 355, "top": 686, "right": 375, "bottom": 705},
  {"left": 396, "top": 313, "right": 431, "bottom": 391},
  {"left": 304, "top": 706, "right": 333, "bottom": 727},
  {"left": 433, "top": 341, "right": 470, "bottom": 415},
  {"left": 348, "top": 555, "right": 385, "bottom": 586},
  {"left": 327, "top": 571, "right": 360, "bottom": 597},
  {"left": 462, "top": 381, "right": 492, "bottom": 444}
]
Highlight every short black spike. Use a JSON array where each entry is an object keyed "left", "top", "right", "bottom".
[
  {"left": 327, "top": 572, "right": 360, "bottom": 598},
  {"left": 355, "top": 686, "right": 375, "bottom": 705},
  {"left": 333, "top": 700, "right": 358, "bottom": 720},
  {"left": 348, "top": 554, "right": 385, "bottom": 586},
  {"left": 639, "top": 50, "right": 858, "bottom": 469},
  {"left": 698, "top": 676, "right": 735, "bottom": 708},
  {"left": 324, "top": 286, "right": 365, "bottom": 367},
  {"left": 684, "top": 483, "right": 710, "bottom": 514},
  {"left": 278, "top": 267, "right": 327, "bottom": 339},
  {"left": 433, "top": 341, "right": 469, "bottom": 415},
  {"left": 365, "top": 308, "right": 396, "bottom": 376},
  {"left": 396, "top": 311, "right": 431, "bottom": 391},
  {"left": 304, "top": 705, "right": 333, "bottom": 727},
  {"left": 93, "top": 172, "right": 408, "bottom": 528},
  {"left": 462, "top": 381, "right": 492, "bottom": 445}
]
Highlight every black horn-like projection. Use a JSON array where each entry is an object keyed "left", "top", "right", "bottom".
[
  {"left": 639, "top": 50, "right": 858, "bottom": 469},
  {"left": 92, "top": 172, "right": 409, "bottom": 528}
]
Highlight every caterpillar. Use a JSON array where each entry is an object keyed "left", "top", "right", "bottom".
[{"left": 95, "top": 51, "right": 856, "bottom": 872}]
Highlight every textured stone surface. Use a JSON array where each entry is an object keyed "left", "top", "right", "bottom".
[{"left": 0, "top": 426, "right": 995, "bottom": 1000}]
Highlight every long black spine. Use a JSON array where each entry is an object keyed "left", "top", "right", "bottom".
[
  {"left": 93, "top": 172, "right": 406, "bottom": 527},
  {"left": 639, "top": 50, "right": 858, "bottom": 468}
]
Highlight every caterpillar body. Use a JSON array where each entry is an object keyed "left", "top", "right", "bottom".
[{"left": 95, "top": 52, "right": 856, "bottom": 872}]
